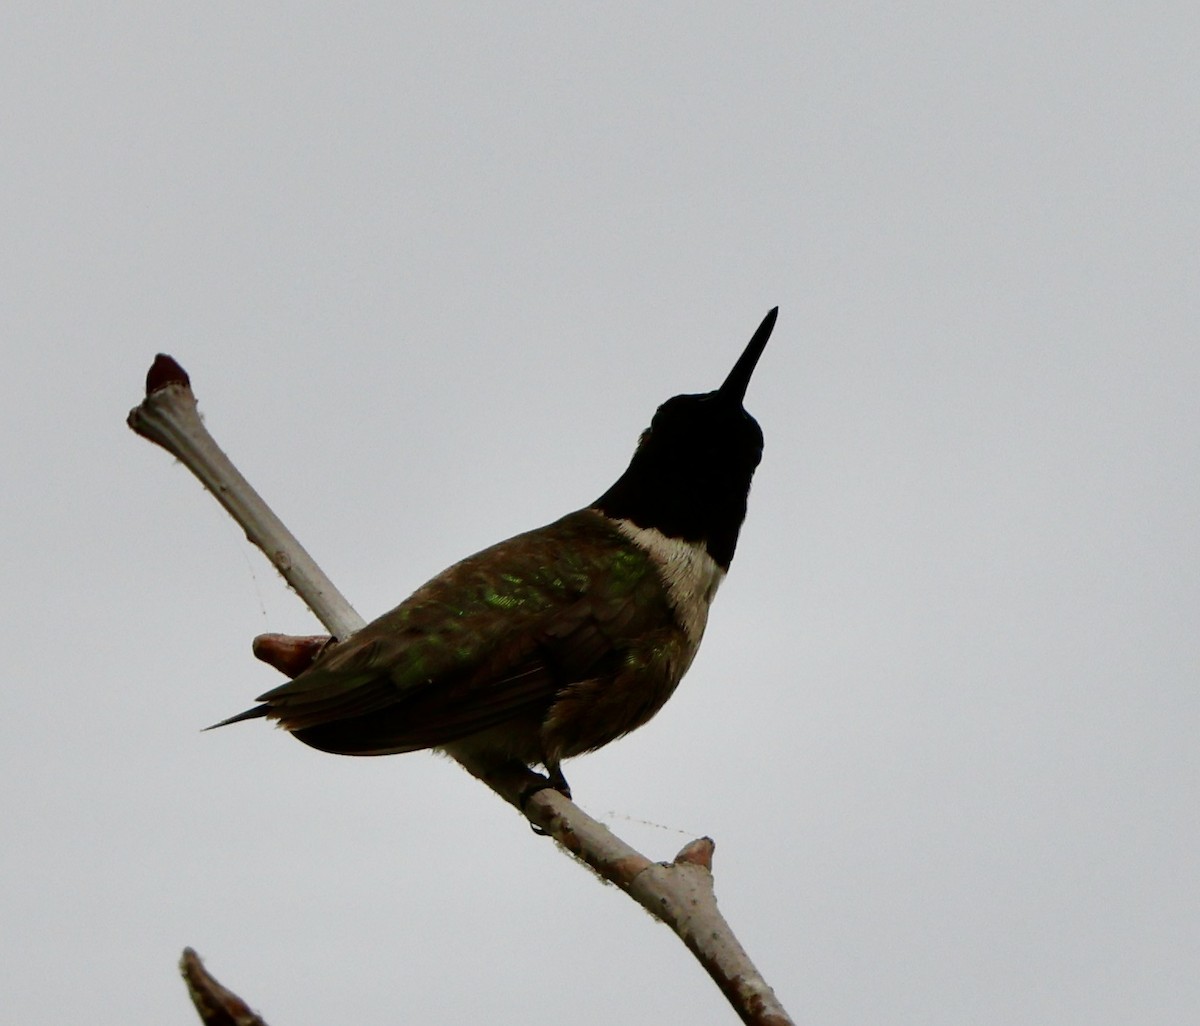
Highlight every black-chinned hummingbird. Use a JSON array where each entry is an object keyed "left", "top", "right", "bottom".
[{"left": 212, "top": 308, "right": 778, "bottom": 797}]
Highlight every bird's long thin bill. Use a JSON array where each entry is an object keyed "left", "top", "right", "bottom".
[{"left": 719, "top": 307, "right": 778, "bottom": 403}]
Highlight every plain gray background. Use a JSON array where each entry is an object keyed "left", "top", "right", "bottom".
[{"left": 2, "top": 4, "right": 1196, "bottom": 1023}]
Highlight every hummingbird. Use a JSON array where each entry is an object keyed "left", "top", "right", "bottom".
[{"left": 211, "top": 308, "right": 778, "bottom": 798}]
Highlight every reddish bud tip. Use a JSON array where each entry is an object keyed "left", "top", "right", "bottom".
[
  {"left": 674, "top": 836, "right": 715, "bottom": 869},
  {"left": 145, "top": 354, "right": 191, "bottom": 395},
  {"left": 252, "top": 633, "right": 333, "bottom": 678}
]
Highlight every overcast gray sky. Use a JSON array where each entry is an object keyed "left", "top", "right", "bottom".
[{"left": 2, "top": 4, "right": 1196, "bottom": 1024}]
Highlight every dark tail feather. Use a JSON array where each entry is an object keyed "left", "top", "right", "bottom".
[{"left": 204, "top": 705, "right": 271, "bottom": 731}]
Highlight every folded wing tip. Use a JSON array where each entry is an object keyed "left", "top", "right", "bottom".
[{"left": 203, "top": 705, "right": 270, "bottom": 731}]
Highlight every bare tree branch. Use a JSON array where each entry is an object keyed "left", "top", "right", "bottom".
[
  {"left": 130, "top": 356, "right": 794, "bottom": 1026},
  {"left": 179, "top": 948, "right": 268, "bottom": 1026},
  {"left": 129, "top": 355, "right": 363, "bottom": 639}
]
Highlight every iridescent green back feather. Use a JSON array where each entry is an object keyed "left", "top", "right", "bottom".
[{"left": 255, "top": 509, "right": 674, "bottom": 756}]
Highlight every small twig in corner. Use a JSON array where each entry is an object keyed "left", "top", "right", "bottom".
[{"left": 179, "top": 948, "right": 268, "bottom": 1026}]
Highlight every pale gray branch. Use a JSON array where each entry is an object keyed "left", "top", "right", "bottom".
[
  {"left": 130, "top": 354, "right": 794, "bottom": 1026},
  {"left": 127, "top": 356, "right": 362, "bottom": 639}
]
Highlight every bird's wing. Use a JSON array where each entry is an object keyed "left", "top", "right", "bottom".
[{"left": 244, "top": 511, "right": 669, "bottom": 755}]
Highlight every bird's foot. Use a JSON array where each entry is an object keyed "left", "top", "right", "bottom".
[
  {"left": 546, "top": 763, "right": 572, "bottom": 801},
  {"left": 520, "top": 766, "right": 572, "bottom": 835}
]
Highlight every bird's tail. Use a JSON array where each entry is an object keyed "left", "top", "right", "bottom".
[{"left": 204, "top": 705, "right": 270, "bottom": 731}]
